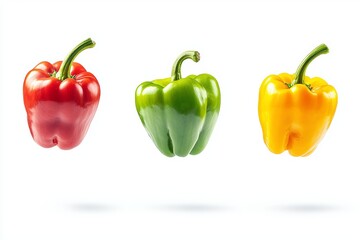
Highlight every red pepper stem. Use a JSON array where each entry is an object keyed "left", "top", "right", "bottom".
[
  {"left": 56, "top": 38, "right": 96, "bottom": 80},
  {"left": 171, "top": 51, "right": 200, "bottom": 81},
  {"left": 290, "top": 44, "right": 329, "bottom": 87}
]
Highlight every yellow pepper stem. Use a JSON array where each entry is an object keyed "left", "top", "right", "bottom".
[{"left": 288, "top": 44, "right": 329, "bottom": 89}]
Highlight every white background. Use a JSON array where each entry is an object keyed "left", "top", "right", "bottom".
[{"left": 1, "top": 0, "right": 360, "bottom": 239}]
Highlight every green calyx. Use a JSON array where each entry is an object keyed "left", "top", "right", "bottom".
[
  {"left": 55, "top": 38, "right": 96, "bottom": 81},
  {"left": 287, "top": 44, "right": 329, "bottom": 89},
  {"left": 171, "top": 51, "right": 200, "bottom": 81}
]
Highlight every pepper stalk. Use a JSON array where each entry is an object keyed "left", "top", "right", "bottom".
[
  {"left": 56, "top": 38, "right": 96, "bottom": 81},
  {"left": 171, "top": 51, "right": 200, "bottom": 81},
  {"left": 287, "top": 44, "right": 329, "bottom": 89}
]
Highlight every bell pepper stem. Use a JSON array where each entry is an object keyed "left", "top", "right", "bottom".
[
  {"left": 289, "top": 44, "right": 329, "bottom": 88},
  {"left": 171, "top": 51, "right": 200, "bottom": 81},
  {"left": 56, "top": 38, "right": 96, "bottom": 80}
]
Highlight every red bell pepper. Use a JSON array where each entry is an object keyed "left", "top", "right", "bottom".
[{"left": 23, "top": 38, "right": 101, "bottom": 150}]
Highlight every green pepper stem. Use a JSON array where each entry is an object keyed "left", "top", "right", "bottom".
[
  {"left": 171, "top": 51, "right": 200, "bottom": 81},
  {"left": 289, "top": 44, "right": 329, "bottom": 88},
  {"left": 56, "top": 38, "right": 96, "bottom": 80}
]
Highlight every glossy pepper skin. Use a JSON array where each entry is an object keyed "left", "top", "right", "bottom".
[
  {"left": 258, "top": 44, "right": 337, "bottom": 157},
  {"left": 23, "top": 38, "right": 100, "bottom": 150},
  {"left": 135, "top": 51, "right": 221, "bottom": 157}
]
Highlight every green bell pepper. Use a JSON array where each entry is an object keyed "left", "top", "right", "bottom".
[{"left": 135, "top": 51, "right": 221, "bottom": 157}]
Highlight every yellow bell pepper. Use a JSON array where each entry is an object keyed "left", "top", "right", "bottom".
[{"left": 258, "top": 44, "right": 338, "bottom": 157}]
